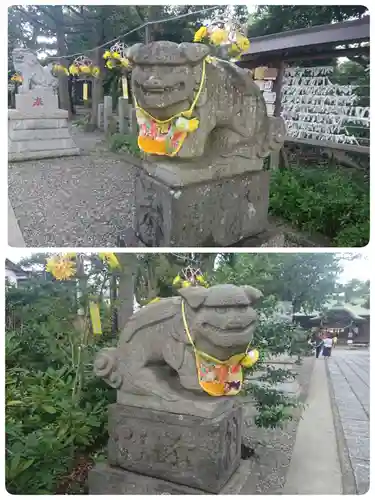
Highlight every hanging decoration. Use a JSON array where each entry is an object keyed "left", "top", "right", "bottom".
[
  {"left": 52, "top": 63, "right": 69, "bottom": 76},
  {"left": 89, "top": 300, "right": 102, "bottom": 335},
  {"left": 69, "top": 55, "right": 100, "bottom": 78},
  {"left": 172, "top": 267, "right": 209, "bottom": 288},
  {"left": 282, "top": 66, "right": 370, "bottom": 145},
  {"left": 103, "top": 42, "right": 131, "bottom": 71},
  {"left": 10, "top": 73, "right": 23, "bottom": 83},
  {"left": 193, "top": 19, "right": 250, "bottom": 61},
  {"left": 45, "top": 253, "right": 121, "bottom": 335},
  {"left": 83, "top": 82, "right": 88, "bottom": 101},
  {"left": 122, "top": 76, "right": 129, "bottom": 98}
]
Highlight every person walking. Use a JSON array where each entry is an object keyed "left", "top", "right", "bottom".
[
  {"left": 322, "top": 336, "right": 333, "bottom": 359},
  {"left": 332, "top": 335, "right": 338, "bottom": 348},
  {"left": 315, "top": 335, "right": 324, "bottom": 359}
]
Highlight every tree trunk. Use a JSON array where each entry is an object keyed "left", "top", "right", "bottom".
[
  {"left": 88, "top": 47, "right": 104, "bottom": 130},
  {"left": 52, "top": 6, "right": 72, "bottom": 119}
]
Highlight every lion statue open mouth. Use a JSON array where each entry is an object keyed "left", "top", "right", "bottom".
[{"left": 126, "top": 41, "right": 285, "bottom": 161}]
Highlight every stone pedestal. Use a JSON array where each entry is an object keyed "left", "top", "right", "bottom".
[
  {"left": 118, "top": 97, "right": 130, "bottom": 134},
  {"left": 134, "top": 165, "right": 270, "bottom": 247},
  {"left": 89, "top": 403, "right": 245, "bottom": 494},
  {"left": 104, "top": 96, "right": 112, "bottom": 132},
  {"left": 8, "top": 88, "right": 79, "bottom": 162},
  {"left": 97, "top": 103, "right": 104, "bottom": 130}
]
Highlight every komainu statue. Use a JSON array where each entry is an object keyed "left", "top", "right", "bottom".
[
  {"left": 12, "top": 47, "right": 58, "bottom": 93},
  {"left": 94, "top": 284, "right": 262, "bottom": 415},
  {"left": 127, "top": 41, "right": 285, "bottom": 165}
]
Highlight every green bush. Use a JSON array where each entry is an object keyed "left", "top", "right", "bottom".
[
  {"left": 269, "top": 166, "right": 369, "bottom": 246},
  {"left": 109, "top": 132, "right": 141, "bottom": 157},
  {"left": 5, "top": 281, "right": 116, "bottom": 494}
]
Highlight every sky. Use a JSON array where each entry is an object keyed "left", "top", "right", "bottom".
[{"left": 6, "top": 252, "right": 369, "bottom": 285}]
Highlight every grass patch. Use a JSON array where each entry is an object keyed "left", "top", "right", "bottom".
[{"left": 108, "top": 133, "right": 141, "bottom": 158}]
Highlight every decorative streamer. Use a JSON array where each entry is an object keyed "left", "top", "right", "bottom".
[
  {"left": 83, "top": 82, "right": 88, "bottom": 101},
  {"left": 89, "top": 301, "right": 102, "bottom": 335},
  {"left": 281, "top": 65, "right": 369, "bottom": 145},
  {"left": 122, "top": 76, "right": 128, "bottom": 98}
]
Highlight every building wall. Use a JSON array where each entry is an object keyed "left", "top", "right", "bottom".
[{"left": 5, "top": 269, "right": 17, "bottom": 286}]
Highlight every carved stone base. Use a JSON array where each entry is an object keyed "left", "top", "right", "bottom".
[
  {"left": 89, "top": 460, "right": 252, "bottom": 494},
  {"left": 235, "top": 226, "right": 286, "bottom": 247},
  {"left": 8, "top": 103, "right": 79, "bottom": 162},
  {"left": 134, "top": 167, "right": 270, "bottom": 247},
  {"left": 103, "top": 403, "right": 243, "bottom": 493}
]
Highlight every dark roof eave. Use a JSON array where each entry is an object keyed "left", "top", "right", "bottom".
[{"left": 242, "top": 16, "right": 369, "bottom": 61}]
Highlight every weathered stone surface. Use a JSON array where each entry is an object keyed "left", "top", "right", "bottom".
[
  {"left": 134, "top": 168, "right": 270, "bottom": 247},
  {"left": 12, "top": 47, "right": 57, "bottom": 93},
  {"left": 127, "top": 41, "right": 285, "bottom": 171},
  {"left": 234, "top": 226, "right": 285, "bottom": 248},
  {"left": 106, "top": 403, "right": 243, "bottom": 492},
  {"left": 8, "top": 74, "right": 79, "bottom": 162},
  {"left": 327, "top": 350, "right": 370, "bottom": 495},
  {"left": 97, "top": 103, "right": 104, "bottom": 130},
  {"left": 118, "top": 97, "right": 130, "bottom": 134},
  {"left": 89, "top": 459, "right": 252, "bottom": 494},
  {"left": 104, "top": 96, "right": 112, "bottom": 132},
  {"left": 94, "top": 285, "right": 262, "bottom": 417},
  {"left": 15, "top": 89, "right": 58, "bottom": 112}
]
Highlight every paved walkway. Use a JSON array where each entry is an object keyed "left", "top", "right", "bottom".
[
  {"left": 282, "top": 359, "right": 343, "bottom": 494},
  {"left": 8, "top": 127, "right": 137, "bottom": 247},
  {"left": 327, "top": 348, "right": 370, "bottom": 494}
]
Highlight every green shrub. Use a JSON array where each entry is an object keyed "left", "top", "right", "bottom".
[
  {"left": 109, "top": 132, "right": 141, "bottom": 157},
  {"left": 5, "top": 281, "right": 116, "bottom": 494},
  {"left": 269, "top": 165, "right": 369, "bottom": 246}
]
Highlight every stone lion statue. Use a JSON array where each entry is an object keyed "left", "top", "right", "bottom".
[
  {"left": 127, "top": 41, "right": 285, "bottom": 166},
  {"left": 12, "top": 47, "right": 58, "bottom": 93},
  {"left": 94, "top": 284, "right": 262, "bottom": 415}
]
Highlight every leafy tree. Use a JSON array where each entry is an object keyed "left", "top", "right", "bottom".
[
  {"left": 214, "top": 253, "right": 343, "bottom": 313},
  {"left": 248, "top": 5, "right": 368, "bottom": 37}
]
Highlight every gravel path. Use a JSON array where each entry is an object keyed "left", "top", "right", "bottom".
[
  {"left": 327, "top": 349, "right": 370, "bottom": 494},
  {"left": 8, "top": 127, "right": 137, "bottom": 247}
]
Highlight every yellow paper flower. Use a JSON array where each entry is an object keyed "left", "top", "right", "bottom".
[
  {"left": 98, "top": 252, "right": 120, "bottom": 269},
  {"left": 106, "top": 60, "right": 114, "bottom": 69},
  {"left": 111, "top": 51, "right": 121, "bottom": 59},
  {"left": 236, "top": 35, "right": 250, "bottom": 52},
  {"left": 194, "top": 26, "right": 208, "bottom": 42},
  {"left": 80, "top": 65, "right": 91, "bottom": 74},
  {"left": 241, "top": 349, "right": 260, "bottom": 368},
  {"left": 173, "top": 275, "right": 182, "bottom": 286},
  {"left": 91, "top": 66, "right": 100, "bottom": 77},
  {"left": 209, "top": 28, "right": 228, "bottom": 46},
  {"left": 103, "top": 50, "right": 111, "bottom": 59},
  {"left": 11, "top": 73, "right": 23, "bottom": 82},
  {"left": 46, "top": 255, "right": 76, "bottom": 281},
  {"left": 120, "top": 57, "right": 130, "bottom": 68},
  {"left": 69, "top": 64, "right": 79, "bottom": 75}
]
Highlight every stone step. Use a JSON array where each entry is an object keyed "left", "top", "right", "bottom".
[
  {"left": 9, "top": 118, "right": 68, "bottom": 130},
  {"left": 9, "top": 137, "right": 78, "bottom": 154},
  {"left": 9, "top": 147, "right": 80, "bottom": 162},
  {"left": 9, "top": 127, "right": 72, "bottom": 141}
]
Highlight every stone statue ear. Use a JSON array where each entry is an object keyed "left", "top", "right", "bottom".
[
  {"left": 179, "top": 42, "right": 210, "bottom": 63},
  {"left": 242, "top": 285, "right": 263, "bottom": 303},
  {"left": 178, "top": 286, "right": 208, "bottom": 309},
  {"left": 126, "top": 43, "right": 145, "bottom": 62}
]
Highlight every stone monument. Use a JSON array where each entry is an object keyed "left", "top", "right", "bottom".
[
  {"left": 88, "top": 284, "right": 263, "bottom": 494},
  {"left": 126, "top": 41, "right": 285, "bottom": 247},
  {"left": 8, "top": 48, "right": 79, "bottom": 161}
]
